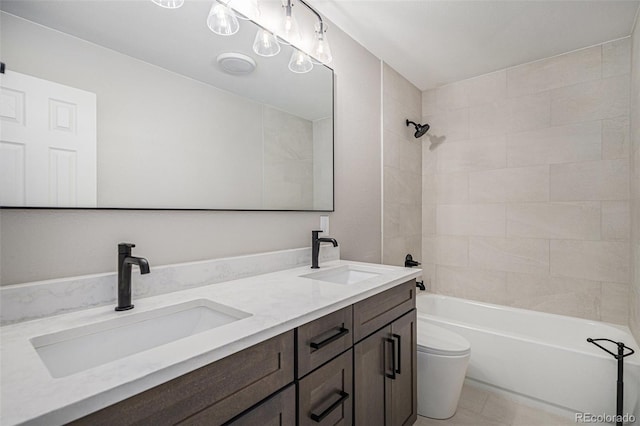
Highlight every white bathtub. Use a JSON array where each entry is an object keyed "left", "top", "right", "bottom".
[{"left": 416, "top": 293, "right": 640, "bottom": 419}]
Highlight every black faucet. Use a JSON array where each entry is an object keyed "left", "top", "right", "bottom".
[
  {"left": 116, "top": 243, "right": 150, "bottom": 311},
  {"left": 312, "top": 230, "right": 338, "bottom": 269}
]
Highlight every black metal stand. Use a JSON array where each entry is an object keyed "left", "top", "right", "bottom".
[{"left": 587, "top": 338, "right": 635, "bottom": 426}]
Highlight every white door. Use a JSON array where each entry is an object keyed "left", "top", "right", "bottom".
[{"left": 0, "top": 70, "right": 97, "bottom": 207}]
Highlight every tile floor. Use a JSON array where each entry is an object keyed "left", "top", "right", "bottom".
[{"left": 413, "top": 383, "right": 577, "bottom": 426}]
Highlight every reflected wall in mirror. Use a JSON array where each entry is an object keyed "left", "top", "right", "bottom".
[{"left": 0, "top": 0, "right": 334, "bottom": 210}]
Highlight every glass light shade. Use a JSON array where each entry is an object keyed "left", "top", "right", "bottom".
[
  {"left": 207, "top": 3, "right": 240, "bottom": 36},
  {"left": 277, "top": 10, "right": 301, "bottom": 45},
  {"left": 151, "top": 0, "right": 184, "bottom": 8},
  {"left": 288, "top": 49, "right": 313, "bottom": 73},
  {"left": 312, "top": 28, "right": 332, "bottom": 64},
  {"left": 253, "top": 29, "right": 281, "bottom": 57},
  {"left": 228, "top": 0, "right": 260, "bottom": 21}
]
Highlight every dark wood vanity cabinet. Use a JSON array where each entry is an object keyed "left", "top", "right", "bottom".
[
  {"left": 353, "top": 281, "right": 417, "bottom": 426},
  {"left": 68, "top": 280, "right": 416, "bottom": 426}
]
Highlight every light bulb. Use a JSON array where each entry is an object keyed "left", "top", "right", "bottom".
[
  {"left": 151, "top": 0, "right": 184, "bottom": 9},
  {"left": 207, "top": 3, "right": 240, "bottom": 36},
  {"left": 288, "top": 49, "right": 313, "bottom": 73},
  {"left": 228, "top": 0, "right": 260, "bottom": 21},
  {"left": 312, "top": 23, "right": 332, "bottom": 64},
  {"left": 277, "top": 1, "right": 301, "bottom": 45},
  {"left": 253, "top": 28, "right": 281, "bottom": 57}
]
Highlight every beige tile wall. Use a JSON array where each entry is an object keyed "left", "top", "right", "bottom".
[
  {"left": 422, "top": 39, "right": 632, "bottom": 324},
  {"left": 382, "top": 64, "right": 423, "bottom": 266},
  {"left": 630, "top": 22, "right": 640, "bottom": 341}
]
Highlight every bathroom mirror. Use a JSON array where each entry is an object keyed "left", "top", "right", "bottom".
[{"left": 0, "top": 0, "right": 334, "bottom": 210}]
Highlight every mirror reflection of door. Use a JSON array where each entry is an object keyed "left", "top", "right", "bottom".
[{"left": 0, "top": 70, "right": 97, "bottom": 207}]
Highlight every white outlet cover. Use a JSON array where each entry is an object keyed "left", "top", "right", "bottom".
[{"left": 320, "top": 215, "right": 329, "bottom": 234}]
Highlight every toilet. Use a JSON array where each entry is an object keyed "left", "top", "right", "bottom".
[{"left": 416, "top": 319, "right": 471, "bottom": 419}]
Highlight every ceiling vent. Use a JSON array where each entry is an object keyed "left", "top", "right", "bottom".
[{"left": 217, "top": 53, "right": 256, "bottom": 75}]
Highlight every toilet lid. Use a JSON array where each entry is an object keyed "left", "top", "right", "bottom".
[{"left": 417, "top": 321, "right": 471, "bottom": 356}]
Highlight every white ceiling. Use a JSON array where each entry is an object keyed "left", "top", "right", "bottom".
[{"left": 308, "top": 0, "right": 640, "bottom": 91}]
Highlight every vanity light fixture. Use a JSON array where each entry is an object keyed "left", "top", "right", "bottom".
[
  {"left": 253, "top": 28, "right": 281, "bottom": 57},
  {"left": 207, "top": 2, "right": 240, "bottom": 36},
  {"left": 288, "top": 48, "right": 313, "bottom": 73},
  {"left": 311, "top": 20, "right": 332, "bottom": 65},
  {"left": 152, "top": 0, "right": 332, "bottom": 73},
  {"left": 277, "top": 0, "right": 302, "bottom": 46}
]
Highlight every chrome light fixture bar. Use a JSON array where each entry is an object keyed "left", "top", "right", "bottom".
[{"left": 299, "top": 0, "right": 332, "bottom": 65}]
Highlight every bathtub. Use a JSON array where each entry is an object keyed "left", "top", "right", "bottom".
[{"left": 416, "top": 293, "right": 640, "bottom": 419}]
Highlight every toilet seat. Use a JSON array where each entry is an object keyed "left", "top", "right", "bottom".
[{"left": 417, "top": 321, "right": 470, "bottom": 356}]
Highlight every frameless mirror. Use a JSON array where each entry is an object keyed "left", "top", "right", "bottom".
[{"left": 0, "top": 0, "right": 333, "bottom": 210}]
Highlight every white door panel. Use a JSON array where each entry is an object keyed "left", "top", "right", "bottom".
[{"left": 0, "top": 70, "right": 97, "bottom": 207}]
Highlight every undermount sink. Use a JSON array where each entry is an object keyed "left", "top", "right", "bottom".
[
  {"left": 301, "top": 264, "right": 395, "bottom": 285},
  {"left": 31, "top": 299, "right": 251, "bottom": 378}
]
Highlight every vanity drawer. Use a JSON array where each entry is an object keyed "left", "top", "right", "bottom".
[
  {"left": 70, "top": 330, "right": 294, "bottom": 426},
  {"left": 298, "top": 348, "right": 353, "bottom": 426},
  {"left": 296, "top": 305, "right": 352, "bottom": 378},
  {"left": 352, "top": 279, "right": 416, "bottom": 343},
  {"left": 222, "top": 384, "right": 295, "bottom": 426}
]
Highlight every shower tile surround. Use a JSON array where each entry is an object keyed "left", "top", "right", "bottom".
[
  {"left": 422, "top": 38, "right": 634, "bottom": 325},
  {"left": 0, "top": 246, "right": 339, "bottom": 325}
]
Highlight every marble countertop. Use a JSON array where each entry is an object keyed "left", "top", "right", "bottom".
[{"left": 0, "top": 260, "right": 421, "bottom": 426}]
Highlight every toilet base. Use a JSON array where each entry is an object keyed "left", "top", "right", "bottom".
[{"left": 417, "top": 352, "right": 469, "bottom": 419}]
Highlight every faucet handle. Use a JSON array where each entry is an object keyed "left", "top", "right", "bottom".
[{"left": 118, "top": 242, "right": 136, "bottom": 254}]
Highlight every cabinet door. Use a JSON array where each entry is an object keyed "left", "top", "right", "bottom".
[
  {"left": 389, "top": 310, "right": 417, "bottom": 426},
  {"left": 298, "top": 349, "right": 353, "bottom": 426},
  {"left": 353, "top": 326, "right": 391, "bottom": 426},
  {"left": 224, "top": 384, "right": 296, "bottom": 426}
]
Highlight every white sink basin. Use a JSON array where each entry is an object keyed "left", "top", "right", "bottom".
[
  {"left": 301, "top": 264, "right": 395, "bottom": 285},
  {"left": 31, "top": 299, "right": 251, "bottom": 378}
]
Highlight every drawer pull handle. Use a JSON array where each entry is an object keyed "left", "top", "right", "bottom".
[
  {"left": 393, "top": 333, "right": 401, "bottom": 374},
  {"left": 310, "top": 391, "right": 350, "bottom": 422},
  {"left": 385, "top": 337, "right": 396, "bottom": 380},
  {"left": 309, "top": 327, "right": 349, "bottom": 350}
]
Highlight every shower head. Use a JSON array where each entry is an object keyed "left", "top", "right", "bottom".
[{"left": 406, "top": 119, "right": 430, "bottom": 138}]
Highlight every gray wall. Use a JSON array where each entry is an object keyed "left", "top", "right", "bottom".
[
  {"left": 382, "top": 64, "right": 422, "bottom": 266},
  {"left": 329, "top": 25, "right": 382, "bottom": 265},
  {"left": 0, "top": 19, "right": 382, "bottom": 285}
]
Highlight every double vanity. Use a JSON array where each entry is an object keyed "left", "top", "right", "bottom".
[{"left": 0, "top": 250, "right": 420, "bottom": 425}]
